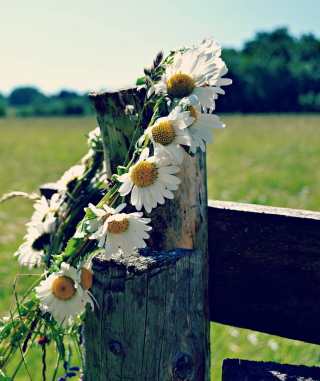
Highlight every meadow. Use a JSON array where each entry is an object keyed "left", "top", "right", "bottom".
[{"left": 0, "top": 114, "right": 319, "bottom": 380}]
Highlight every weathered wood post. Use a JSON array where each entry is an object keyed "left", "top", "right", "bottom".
[{"left": 83, "top": 86, "right": 209, "bottom": 380}]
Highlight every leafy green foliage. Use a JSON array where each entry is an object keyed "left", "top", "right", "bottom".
[
  {"left": 217, "top": 28, "right": 320, "bottom": 113},
  {"left": 136, "top": 76, "right": 146, "bottom": 85}
]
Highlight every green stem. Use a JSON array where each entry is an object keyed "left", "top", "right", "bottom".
[{"left": 51, "top": 351, "right": 61, "bottom": 381}]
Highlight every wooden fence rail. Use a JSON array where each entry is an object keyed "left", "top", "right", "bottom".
[{"left": 208, "top": 200, "right": 320, "bottom": 345}]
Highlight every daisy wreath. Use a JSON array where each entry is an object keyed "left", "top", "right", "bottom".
[{"left": 0, "top": 37, "right": 231, "bottom": 380}]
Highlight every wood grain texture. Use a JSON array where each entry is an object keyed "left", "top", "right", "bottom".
[
  {"left": 208, "top": 200, "right": 320, "bottom": 344},
  {"left": 222, "top": 359, "right": 320, "bottom": 381},
  {"left": 88, "top": 87, "right": 151, "bottom": 176},
  {"left": 83, "top": 248, "right": 206, "bottom": 381},
  {"left": 86, "top": 88, "right": 209, "bottom": 378}
]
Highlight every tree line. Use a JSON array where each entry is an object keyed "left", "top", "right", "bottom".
[
  {"left": 0, "top": 27, "right": 319, "bottom": 117},
  {"left": 0, "top": 89, "right": 95, "bottom": 117},
  {"left": 217, "top": 27, "right": 320, "bottom": 113}
]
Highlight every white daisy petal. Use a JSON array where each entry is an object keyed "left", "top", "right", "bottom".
[
  {"left": 119, "top": 179, "right": 133, "bottom": 196},
  {"left": 158, "top": 173, "right": 181, "bottom": 185},
  {"left": 187, "top": 107, "right": 226, "bottom": 153}
]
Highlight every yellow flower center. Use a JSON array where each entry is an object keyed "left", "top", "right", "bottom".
[
  {"left": 188, "top": 106, "right": 198, "bottom": 127},
  {"left": 102, "top": 213, "right": 111, "bottom": 222},
  {"left": 51, "top": 276, "right": 76, "bottom": 300},
  {"left": 152, "top": 122, "right": 175, "bottom": 146},
  {"left": 130, "top": 161, "right": 157, "bottom": 187},
  {"left": 167, "top": 73, "right": 195, "bottom": 98},
  {"left": 107, "top": 218, "right": 129, "bottom": 234},
  {"left": 80, "top": 267, "right": 93, "bottom": 291}
]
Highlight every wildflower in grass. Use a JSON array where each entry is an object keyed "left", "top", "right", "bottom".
[
  {"left": 89, "top": 211, "right": 152, "bottom": 258},
  {"left": 148, "top": 46, "right": 231, "bottom": 110},
  {"left": 57, "top": 364, "right": 80, "bottom": 380},
  {"left": 247, "top": 332, "right": 259, "bottom": 345},
  {"left": 27, "top": 193, "right": 66, "bottom": 227},
  {"left": 268, "top": 339, "right": 279, "bottom": 351},
  {"left": 56, "top": 165, "right": 86, "bottom": 193},
  {"left": 35, "top": 262, "right": 88, "bottom": 328},
  {"left": 144, "top": 106, "right": 193, "bottom": 164},
  {"left": 118, "top": 148, "right": 181, "bottom": 213},
  {"left": 187, "top": 105, "right": 225, "bottom": 153},
  {"left": 65, "top": 372, "right": 77, "bottom": 377},
  {"left": 86, "top": 203, "right": 126, "bottom": 235},
  {"left": 14, "top": 217, "right": 56, "bottom": 269},
  {"left": 228, "top": 328, "right": 240, "bottom": 338}
]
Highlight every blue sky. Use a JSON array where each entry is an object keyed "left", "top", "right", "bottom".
[{"left": 1, "top": 0, "right": 319, "bottom": 95}]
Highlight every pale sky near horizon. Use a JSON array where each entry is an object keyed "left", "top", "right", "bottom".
[{"left": 1, "top": 0, "right": 319, "bottom": 96}]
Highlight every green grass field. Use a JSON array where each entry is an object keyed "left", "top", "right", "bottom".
[{"left": 0, "top": 114, "right": 320, "bottom": 380}]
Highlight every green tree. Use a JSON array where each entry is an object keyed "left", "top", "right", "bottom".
[
  {"left": 218, "top": 28, "right": 320, "bottom": 113},
  {"left": 8, "top": 87, "right": 44, "bottom": 106}
]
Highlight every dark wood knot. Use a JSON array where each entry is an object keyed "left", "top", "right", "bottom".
[
  {"left": 172, "top": 354, "right": 193, "bottom": 379},
  {"left": 109, "top": 341, "right": 123, "bottom": 355}
]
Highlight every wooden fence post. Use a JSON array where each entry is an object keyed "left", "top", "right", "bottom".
[
  {"left": 83, "top": 248, "right": 205, "bottom": 380},
  {"left": 82, "top": 87, "right": 209, "bottom": 380}
]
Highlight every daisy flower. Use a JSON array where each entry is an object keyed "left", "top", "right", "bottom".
[
  {"left": 14, "top": 217, "right": 56, "bottom": 269},
  {"left": 86, "top": 202, "right": 126, "bottom": 234},
  {"left": 89, "top": 211, "right": 152, "bottom": 258},
  {"left": 27, "top": 193, "right": 66, "bottom": 227},
  {"left": 144, "top": 106, "right": 194, "bottom": 164},
  {"left": 56, "top": 165, "right": 86, "bottom": 193},
  {"left": 187, "top": 106, "right": 226, "bottom": 153},
  {"left": 118, "top": 148, "right": 181, "bottom": 213},
  {"left": 35, "top": 262, "right": 88, "bottom": 328},
  {"left": 148, "top": 47, "right": 231, "bottom": 110}
]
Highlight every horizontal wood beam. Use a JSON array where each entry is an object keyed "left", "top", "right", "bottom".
[{"left": 208, "top": 200, "right": 320, "bottom": 344}]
